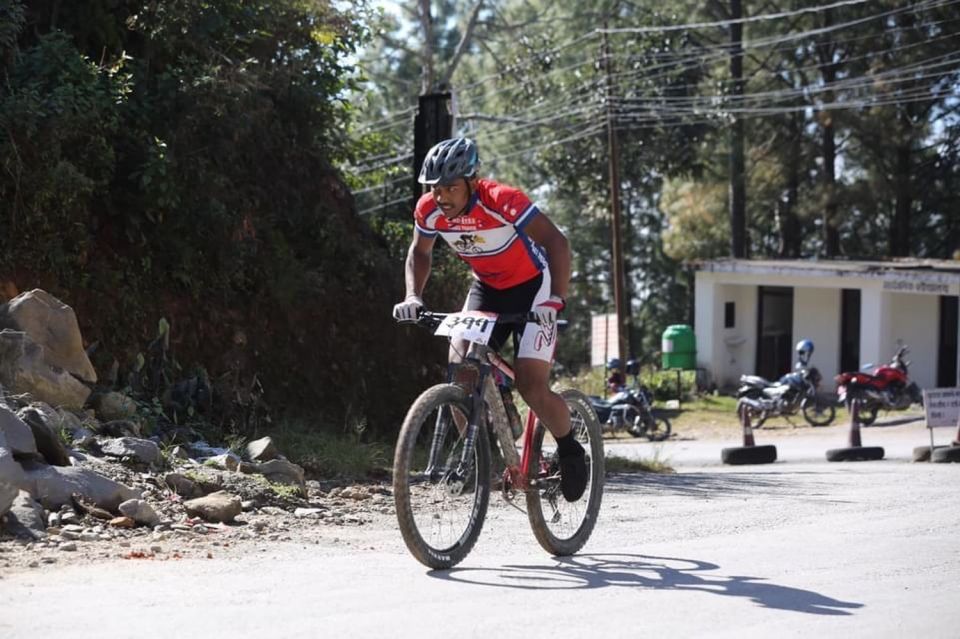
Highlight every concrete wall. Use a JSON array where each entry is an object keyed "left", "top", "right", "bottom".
[
  {"left": 793, "top": 287, "right": 841, "bottom": 390},
  {"left": 885, "top": 292, "right": 939, "bottom": 390},
  {"left": 717, "top": 283, "right": 757, "bottom": 388}
]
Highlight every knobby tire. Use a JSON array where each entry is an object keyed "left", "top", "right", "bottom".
[
  {"left": 393, "top": 384, "right": 491, "bottom": 569},
  {"left": 526, "top": 389, "right": 605, "bottom": 557}
]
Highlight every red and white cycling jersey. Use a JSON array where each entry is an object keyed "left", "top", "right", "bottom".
[{"left": 414, "top": 178, "right": 547, "bottom": 289}]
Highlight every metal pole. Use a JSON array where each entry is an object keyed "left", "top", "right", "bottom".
[{"left": 602, "top": 24, "right": 628, "bottom": 372}]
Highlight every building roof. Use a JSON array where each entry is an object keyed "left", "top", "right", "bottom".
[{"left": 696, "top": 257, "right": 960, "bottom": 277}]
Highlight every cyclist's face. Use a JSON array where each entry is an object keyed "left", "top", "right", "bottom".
[{"left": 432, "top": 178, "right": 473, "bottom": 218}]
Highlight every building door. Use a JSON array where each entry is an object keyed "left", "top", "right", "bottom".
[
  {"left": 756, "top": 286, "right": 793, "bottom": 380},
  {"left": 938, "top": 295, "right": 958, "bottom": 387},
  {"left": 840, "top": 289, "right": 861, "bottom": 374}
]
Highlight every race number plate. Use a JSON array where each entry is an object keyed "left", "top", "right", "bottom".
[{"left": 434, "top": 311, "right": 497, "bottom": 345}]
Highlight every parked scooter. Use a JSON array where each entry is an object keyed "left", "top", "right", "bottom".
[
  {"left": 589, "top": 358, "right": 672, "bottom": 441},
  {"left": 737, "top": 339, "right": 836, "bottom": 427},
  {"left": 835, "top": 345, "right": 923, "bottom": 426}
]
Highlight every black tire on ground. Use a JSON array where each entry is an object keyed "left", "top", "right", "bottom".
[
  {"left": 825, "top": 446, "right": 885, "bottom": 462},
  {"left": 393, "top": 384, "right": 491, "bottom": 570},
  {"left": 912, "top": 445, "right": 948, "bottom": 462},
  {"left": 721, "top": 444, "right": 777, "bottom": 465},
  {"left": 931, "top": 446, "right": 960, "bottom": 463},
  {"left": 526, "top": 389, "right": 605, "bottom": 557}
]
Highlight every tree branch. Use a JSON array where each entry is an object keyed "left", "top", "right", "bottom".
[{"left": 439, "top": 0, "right": 485, "bottom": 89}]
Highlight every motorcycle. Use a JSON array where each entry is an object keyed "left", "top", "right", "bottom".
[
  {"left": 589, "top": 380, "right": 672, "bottom": 441},
  {"left": 835, "top": 346, "right": 923, "bottom": 426},
  {"left": 736, "top": 365, "right": 836, "bottom": 427}
]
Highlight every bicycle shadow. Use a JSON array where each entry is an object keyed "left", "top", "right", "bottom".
[{"left": 432, "top": 553, "right": 862, "bottom": 616}]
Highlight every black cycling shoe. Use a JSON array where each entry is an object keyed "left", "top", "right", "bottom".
[{"left": 559, "top": 440, "right": 588, "bottom": 502}]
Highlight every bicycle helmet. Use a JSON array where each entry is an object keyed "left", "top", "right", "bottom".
[
  {"left": 795, "top": 339, "right": 814, "bottom": 364},
  {"left": 418, "top": 137, "right": 480, "bottom": 185}
]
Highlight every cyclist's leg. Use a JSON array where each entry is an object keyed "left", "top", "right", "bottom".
[{"left": 513, "top": 272, "right": 585, "bottom": 502}]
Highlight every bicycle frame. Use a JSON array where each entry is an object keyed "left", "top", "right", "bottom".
[{"left": 426, "top": 339, "right": 542, "bottom": 496}]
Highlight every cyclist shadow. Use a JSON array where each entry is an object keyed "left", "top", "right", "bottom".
[{"left": 434, "top": 553, "right": 862, "bottom": 616}]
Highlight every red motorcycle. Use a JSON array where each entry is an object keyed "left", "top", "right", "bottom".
[{"left": 835, "top": 346, "right": 924, "bottom": 426}]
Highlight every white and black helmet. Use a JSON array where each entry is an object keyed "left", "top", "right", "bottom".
[
  {"left": 418, "top": 138, "right": 480, "bottom": 185},
  {"left": 795, "top": 339, "right": 814, "bottom": 362}
]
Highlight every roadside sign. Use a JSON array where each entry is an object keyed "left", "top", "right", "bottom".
[
  {"left": 590, "top": 313, "right": 618, "bottom": 368},
  {"left": 922, "top": 388, "right": 960, "bottom": 427}
]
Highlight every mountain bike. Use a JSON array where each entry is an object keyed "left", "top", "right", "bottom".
[{"left": 393, "top": 310, "right": 605, "bottom": 569}]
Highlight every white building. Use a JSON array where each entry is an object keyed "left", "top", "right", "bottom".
[{"left": 694, "top": 258, "right": 960, "bottom": 392}]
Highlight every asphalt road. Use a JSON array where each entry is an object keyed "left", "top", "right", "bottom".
[{"left": 2, "top": 416, "right": 959, "bottom": 639}]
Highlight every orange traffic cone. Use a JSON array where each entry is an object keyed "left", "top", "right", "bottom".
[{"left": 722, "top": 403, "right": 776, "bottom": 465}]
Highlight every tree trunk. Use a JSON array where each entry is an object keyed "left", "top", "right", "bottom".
[
  {"left": 890, "top": 141, "right": 912, "bottom": 256},
  {"left": 729, "top": 0, "right": 747, "bottom": 258},
  {"left": 818, "top": 8, "right": 840, "bottom": 257},
  {"left": 778, "top": 112, "right": 801, "bottom": 257},
  {"left": 822, "top": 111, "right": 839, "bottom": 256},
  {"left": 418, "top": 0, "right": 435, "bottom": 93}
]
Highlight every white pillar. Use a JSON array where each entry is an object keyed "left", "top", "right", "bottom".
[
  {"left": 859, "top": 284, "right": 888, "bottom": 370},
  {"left": 694, "top": 273, "right": 717, "bottom": 383}
]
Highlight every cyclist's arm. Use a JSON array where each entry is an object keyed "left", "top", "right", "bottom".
[
  {"left": 404, "top": 229, "right": 436, "bottom": 299},
  {"left": 524, "top": 214, "right": 571, "bottom": 301}
]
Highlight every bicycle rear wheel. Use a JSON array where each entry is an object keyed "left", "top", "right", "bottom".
[
  {"left": 393, "top": 384, "right": 491, "bottom": 569},
  {"left": 526, "top": 389, "right": 604, "bottom": 556}
]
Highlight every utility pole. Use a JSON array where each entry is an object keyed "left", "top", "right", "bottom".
[
  {"left": 413, "top": 91, "right": 454, "bottom": 204},
  {"left": 729, "top": 0, "right": 747, "bottom": 258},
  {"left": 602, "top": 24, "right": 628, "bottom": 370}
]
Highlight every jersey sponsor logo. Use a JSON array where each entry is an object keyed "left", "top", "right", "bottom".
[
  {"left": 453, "top": 233, "right": 486, "bottom": 253},
  {"left": 534, "top": 321, "right": 557, "bottom": 350}
]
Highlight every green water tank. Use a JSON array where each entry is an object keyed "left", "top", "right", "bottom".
[{"left": 662, "top": 324, "right": 697, "bottom": 370}]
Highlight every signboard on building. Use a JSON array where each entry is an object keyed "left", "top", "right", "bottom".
[
  {"left": 923, "top": 388, "right": 960, "bottom": 427},
  {"left": 881, "top": 279, "right": 959, "bottom": 295},
  {"left": 590, "top": 313, "right": 618, "bottom": 368}
]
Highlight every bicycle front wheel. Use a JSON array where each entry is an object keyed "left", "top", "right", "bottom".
[
  {"left": 393, "top": 384, "right": 491, "bottom": 569},
  {"left": 526, "top": 389, "right": 605, "bottom": 557}
]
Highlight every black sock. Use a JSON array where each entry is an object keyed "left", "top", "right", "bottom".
[{"left": 556, "top": 430, "right": 581, "bottom": 456}]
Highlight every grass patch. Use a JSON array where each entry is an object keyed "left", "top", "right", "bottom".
[
  {"left": 270, "top": 418, "right": 392, "bottom": 480},
  {"left": 605, "top": 453, "right": 674, "bottom": 474}
]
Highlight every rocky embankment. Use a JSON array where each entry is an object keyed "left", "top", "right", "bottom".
[{"left": 0, "top": 289, "right": 395, "bottom": 572}]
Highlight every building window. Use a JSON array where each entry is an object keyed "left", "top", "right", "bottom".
[{"left": 724, "top": 302, "right": 735, "bottom": 328}]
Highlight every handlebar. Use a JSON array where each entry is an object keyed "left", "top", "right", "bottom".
[
  {"left": 398, "top": 310, "right": 568, "bottom": 330},
  {"left": 404, "top": 310, "right": 540, "bottom": 329}
]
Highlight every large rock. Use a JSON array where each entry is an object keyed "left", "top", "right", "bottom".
[
  {"left": 239, "top": 458, "right": 306, "bottom": 496},
  {"left": 2, "top": 490, "right": 46, "bottom": 539},
  {"left": 0, "top": 404, "right": 37, "bottom": 457},
  {"left": 0, "top": 479, "right": 16, "bottom": 517},
  {"left": 92, "top": 391, "right": 137, "bottom": 421},
  {"left": 0, "top": 289, "right": 97, "bottom": 382},
  {"left": 0, "top": 330, "right": 91, "bottom": 410},
  {"left": 245, "top": 436, "right": 278, "bottom": 462},
  {"left": 0, "top": 430, "right": 26, "bottom": 504},
  {"left": 101, "top": 437, "right": 161, "bottom": 466},
  {"left": 118, "top": 498, "right": 161, "bottom": 527},
  {"left": 20, "top": 464, "right": 140, "bottom": 511},
  {"left": 183, "top": 491, "right": 242, "bottom": 523},
  {"left": 17, "top": 405, "right": 71, "bottom": 466}
]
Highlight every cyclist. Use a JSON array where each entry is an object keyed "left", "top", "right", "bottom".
[{"left": 392, "top": 137, "right": 586, "bottom": 502}]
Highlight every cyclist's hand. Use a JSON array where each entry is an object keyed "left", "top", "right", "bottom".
[
  {"left": 393, "top": 295, "right": 423, "bottom": 322},
  {"left": 533, "top": 295, "right": 565, "bottom": 327}
]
